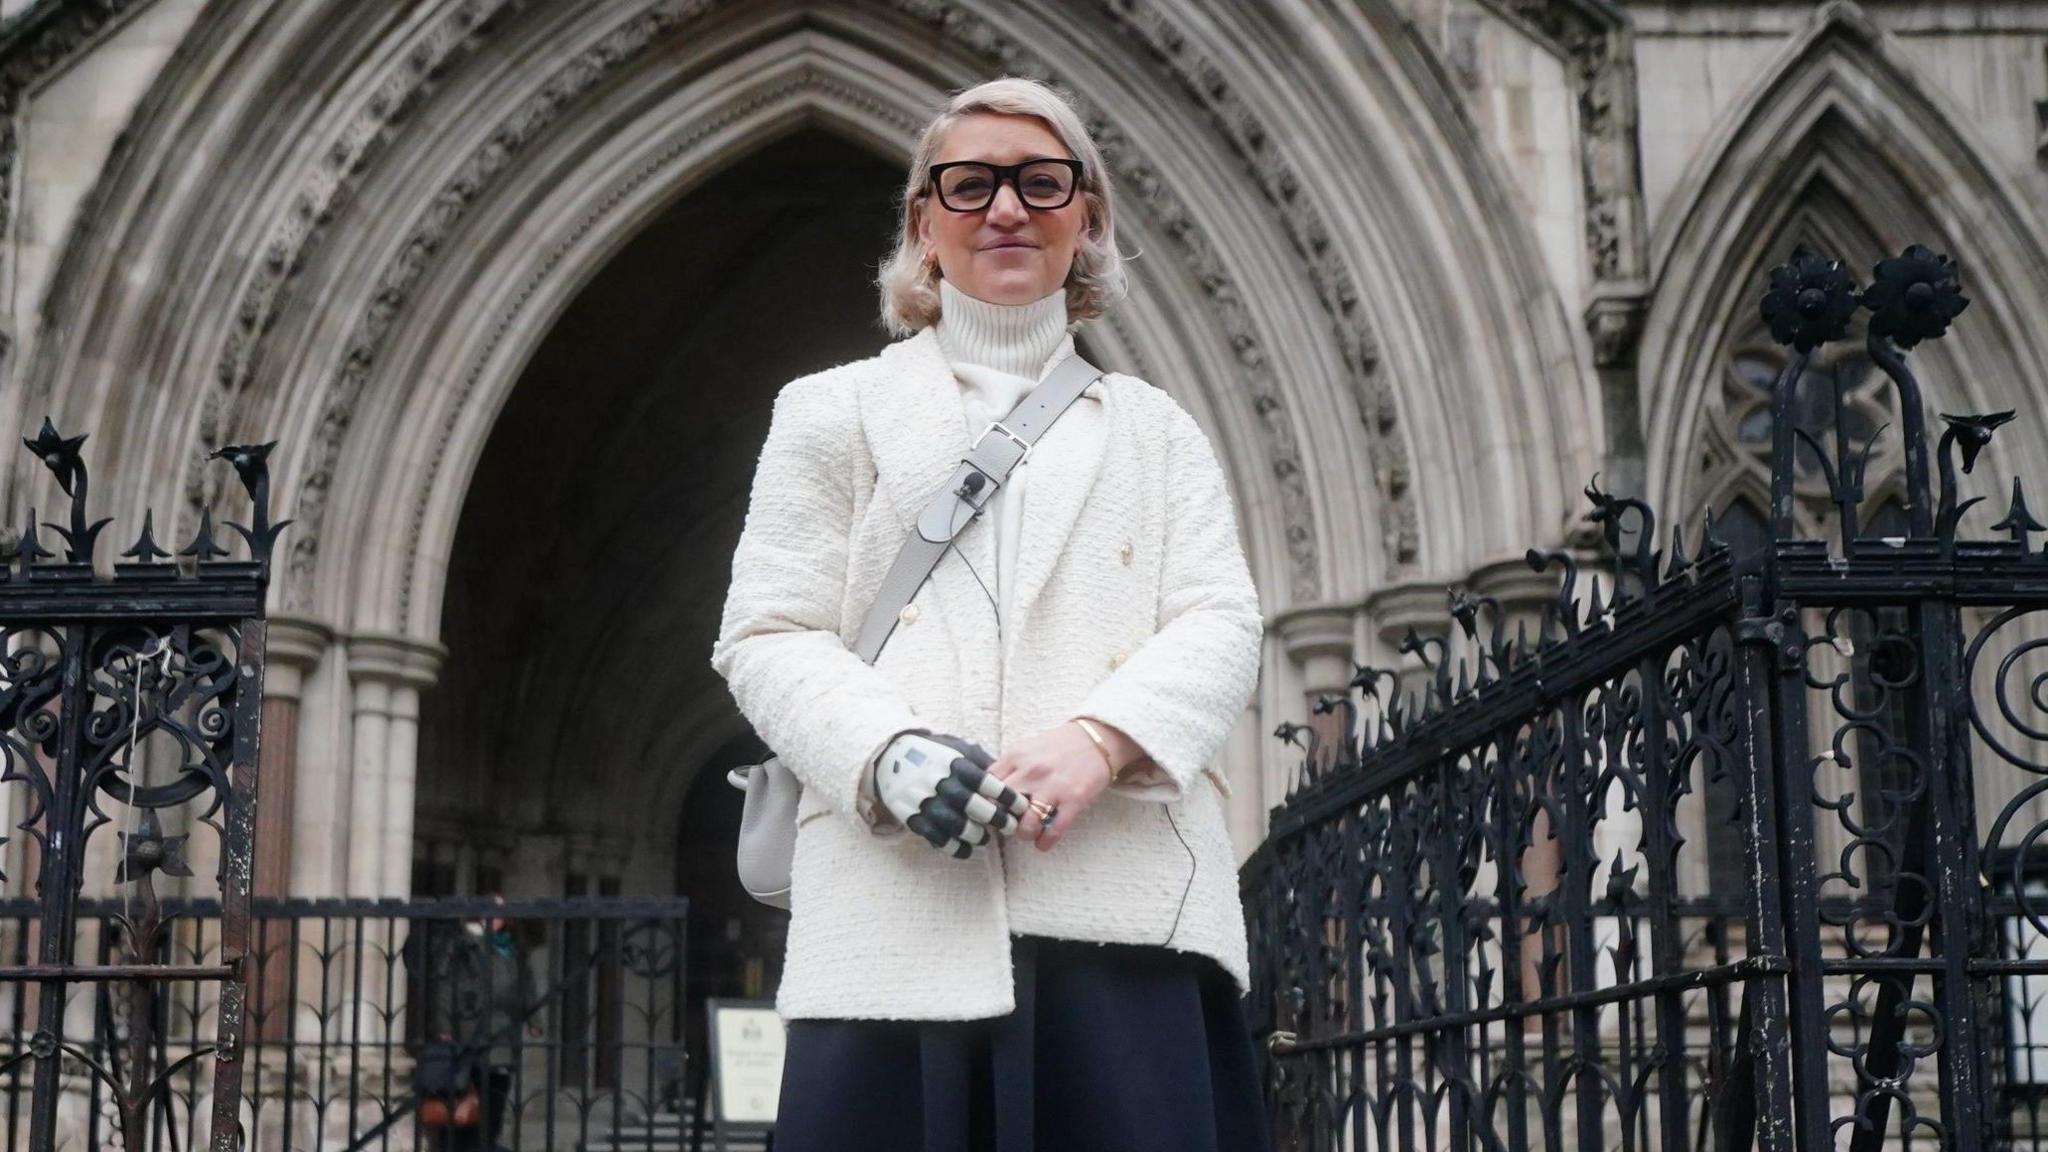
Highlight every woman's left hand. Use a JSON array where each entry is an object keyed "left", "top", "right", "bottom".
[{"left": 989, "top": 721, "right": 1121, "bottom": 852}]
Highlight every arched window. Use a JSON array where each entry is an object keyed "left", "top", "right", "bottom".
[
  {"left": 1695, "top": 333, "right": 1896, "bottom": 543},
  {"left": 1684, "top": 297, "right": 1916, "bottom": 901}
]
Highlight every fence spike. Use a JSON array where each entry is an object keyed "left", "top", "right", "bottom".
[
  {"left": 179, "top": 508, "right": 229, "bottom": 563},
  {"left": 121, "top": 511, "right": 174, "bottom": 565},
  {"left": 1665, "top": 520, "right": 1690, "bottom": 580},
  {"left": 16, "top": 512, "right": 52, "bottom": 572},
  {"left": 1992, "top": 477, "right": 2043, "bottom": 550}
]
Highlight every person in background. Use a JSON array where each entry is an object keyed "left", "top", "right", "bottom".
[{"left": 421, "top": 895, "right": 541, "bottom": 1152}]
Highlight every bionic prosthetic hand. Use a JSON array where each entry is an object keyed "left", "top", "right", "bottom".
[{"left": 873, "top": 730, "right": 1032, "bottom": 859}]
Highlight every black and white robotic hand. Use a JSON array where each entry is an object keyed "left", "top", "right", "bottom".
[{"left": 874, "top": 730, "right": 1033, "bottom": 859}]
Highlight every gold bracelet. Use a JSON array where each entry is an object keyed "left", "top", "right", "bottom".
[{"left": 1073, "top": 717, "right": 1120, "bottom": 784}]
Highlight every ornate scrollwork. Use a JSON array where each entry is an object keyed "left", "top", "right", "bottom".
[{"left": 1247, "top": 243, "right": 2037, "bottom": 1150}]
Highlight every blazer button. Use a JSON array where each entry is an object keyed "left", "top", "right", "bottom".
[
  {"left": 1108, "top": 651, "right": 1127, "bottom": 670},
  {"left": 899, "top": 605, "right": 919, "bottom": 626},
  {"left": 1118, "top": 542, "right": 1134, "bottom": 566}
]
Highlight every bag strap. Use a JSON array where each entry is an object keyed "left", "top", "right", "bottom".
[{"left": 851, "top": 351, "right": 1104, "bottom": 663}]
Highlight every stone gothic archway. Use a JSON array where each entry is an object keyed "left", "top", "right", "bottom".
[{"left": 8, "top": 0, "right": 1592, "bottom": 894}]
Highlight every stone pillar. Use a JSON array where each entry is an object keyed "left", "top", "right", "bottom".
[
  {"left": 1364, "top": 579, "right": 1453, "bottom": 706},
  {"left": 1274, "top": 604, "right": 1359, "bottom": 788},
  {"left": 1274, "top": 604, "right": 1357, "bottom": 708},
  {"left": 345, "top": 634, "right": 445, "bottom": 898},
  {"left": 334, "top": 635, "right": 443, "bottom": 1053},
  {"left": 256, "top": 616, "right": 331, "bottom": 899},
  {"left": 253, "top": 616, "right": 331, "bottom": 1043}
]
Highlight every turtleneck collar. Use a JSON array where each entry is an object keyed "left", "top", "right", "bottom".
[{"left": 933, "top": 278, "right": 1070, "bottom": 381}]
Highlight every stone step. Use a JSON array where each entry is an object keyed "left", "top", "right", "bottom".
[{"left": 574, "top": 1104, "right": 769, "bottom": 1152}]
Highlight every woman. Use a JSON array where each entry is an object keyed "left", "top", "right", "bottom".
[
  {"left": 710, "top": 76, "right": 1268, "bottom": 1151},
  {"left": 416, "top": 898, "right": 539, "bottom": 1152}
]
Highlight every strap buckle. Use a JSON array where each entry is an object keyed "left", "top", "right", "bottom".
[{"left": 971, "top": 420, "right": 1032, "bottom": 467}]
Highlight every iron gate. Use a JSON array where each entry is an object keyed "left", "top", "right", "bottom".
[
  {"left": 1241, "top": 242, "right": 2048, "bottom": 1152},
  {"left": 0, "top": 424, "right": 280, "bottom": 1149}
]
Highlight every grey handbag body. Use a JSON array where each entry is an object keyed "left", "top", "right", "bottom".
[{"left": 727, "top": 351, "right": 1105, "bottom": 908}]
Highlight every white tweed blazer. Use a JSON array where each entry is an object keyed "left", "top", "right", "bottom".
[{"left": 710, "top": 326, "right": 1264, "bottom": 1021}]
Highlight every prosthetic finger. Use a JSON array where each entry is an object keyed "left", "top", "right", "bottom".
[
  {"left": 929, "top": 793, "right": 992, "bottom": 847},
  {"left": 936, "top": 775, "right": 1011, "bottom": 833},
  {"left": 917, "top": 794, "right": 992, "bottom": 857},
  {"left": 905, "top": 811, "right": 977, "bottom": 858},
  {"left": 953, "top": 762, "right": 1033, "bottom": 825},
  {"left": 920, "top": 793, "right": 975, "bottom": 842}
]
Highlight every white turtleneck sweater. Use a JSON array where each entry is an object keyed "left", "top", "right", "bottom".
[{"left": 932, "top": 278, "right": 1076, "bottom": 643}]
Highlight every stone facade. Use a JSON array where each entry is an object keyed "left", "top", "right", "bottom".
[{"left": 0, "top": 0, "right": 2040, "bottom": 906}]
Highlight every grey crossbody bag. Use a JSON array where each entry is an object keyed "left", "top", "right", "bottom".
[{"left": 725, "top": 351, "right": 1105, "bottom": 908}]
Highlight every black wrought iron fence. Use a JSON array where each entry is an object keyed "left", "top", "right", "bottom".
[
  {"left": 1241, "top": 242, "right": 2048, "bottom": 1152},
  {"left": 0, "top": 897, "right": 690, "bottom": 1151},
  {"left": 0, "top": 424, "right": 281, "bottom": 1151}
]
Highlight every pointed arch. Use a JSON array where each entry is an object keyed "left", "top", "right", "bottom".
[
  {"left": 1639, "top": 0, "right": 2048, "bottom": 515},
  {"left": 5, "top": 0, "right": 1608, "bottom": 865}
]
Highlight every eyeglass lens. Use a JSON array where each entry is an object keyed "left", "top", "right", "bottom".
[{"left": 935, "top": 161, "right": 1078, "bottom": 211}]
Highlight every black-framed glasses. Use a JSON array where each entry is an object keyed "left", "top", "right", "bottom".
[{"left": 927, "top": 159, "right": 1084, "bottom": 212}]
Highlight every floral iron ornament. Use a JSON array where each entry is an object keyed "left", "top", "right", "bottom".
[
  {"left": 116, "top": 808, "right": 192, "bottom": 884},
  {"left": 1759, "top": 246, "right": 1859, "bottom": 353},
  {"left": 1750, "top": 243, "right": 1983, "bottom": 542},
  {"left": 1864, "top": 244, "right": 1970, "bottom": 349}
]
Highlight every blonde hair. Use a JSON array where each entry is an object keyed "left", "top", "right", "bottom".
[{"left": 879, "top": 77, "right": 1126, "bottom": 335}]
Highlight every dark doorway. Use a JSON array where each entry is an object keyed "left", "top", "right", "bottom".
[{"left": 418, "top": 125, "right": 899, "bottom": 905}]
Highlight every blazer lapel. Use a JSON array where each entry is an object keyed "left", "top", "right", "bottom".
[
  {"left": 858, "top": 331, "right": 998, "bottom": 658},
  {"left": 863, "top": 331, "right": 970, "bottom": 533},
  {"left": 1008, "top": 372, "right": 1114, "bottom": 631}
]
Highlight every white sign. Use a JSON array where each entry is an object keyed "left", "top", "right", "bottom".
[{"left": 710, "top": 1001, "right": 786, "bottom": 1125}]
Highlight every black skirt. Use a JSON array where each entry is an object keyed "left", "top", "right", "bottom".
[{"left": 773, "top": 934, "right": 1272, "bottom": 1152}]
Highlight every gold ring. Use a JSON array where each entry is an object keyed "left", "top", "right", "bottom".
[{"left": 1028, "top": 798, "right": 1055, "bottom": 820}]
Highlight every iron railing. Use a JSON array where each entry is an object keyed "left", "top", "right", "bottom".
[
  {"left": 1242, "top": 242, "right": 2048, "bottom": 1152},
  {"left": 0, "top": 897, "right": 691, "bottom": 1150},
  {"left": 0, "top": 424, "right": 281, "bottom": 1150}
]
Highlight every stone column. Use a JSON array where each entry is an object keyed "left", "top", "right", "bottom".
[
  {"left": 257, "top": 616, "right": 331, "bottom": 899},
  {"left": 252, "top": 616, "right": 331, "bottom": 1043},
  {"left": 1364, "top": 579, "right": 1453, "bottom": 707},
  {"left": 334, "top": 635, "right": 443, "bottom": 1055},
  {"left": 345, "top": 634, "right": 446, "bottom": 898},
  {"left": 1274, "top": 604, "right": 1357, "bottom": 709},
  {"left": 1273, "top": 604, "right": 1359, "bottom": 789}
]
